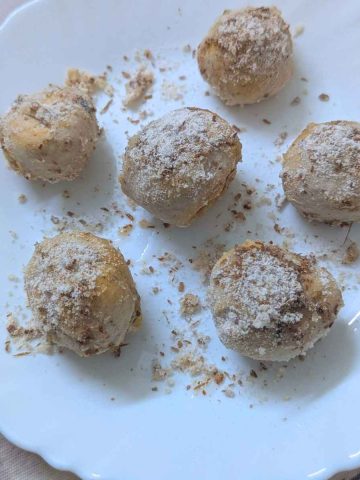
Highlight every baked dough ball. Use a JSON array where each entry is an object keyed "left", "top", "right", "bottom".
[
  {"left": 0, "top": 86, "right": 99, "bottom": 182},
  {"left": 197, "top": 7, "right": 293, "bottom": 105},
  {"left": 209, "top": 240, "right": 342, "bottom": 361},
  {"left": 282, "top": 121, "right": 360, "bottom": 224},
  {"left": 24, "top": 232, "right": 141, "bottom": 357},
  {"left": 120, "top": 107, "right": 241, "bottom": 227}
]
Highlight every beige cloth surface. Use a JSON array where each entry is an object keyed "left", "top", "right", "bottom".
[
  {"left": 0, "top": 430, "right": 359, "bottom": 480},
  {"left": 0, "top": 1, "right": 359, "bottom": 480},
  {"left": 0, "top": 434, "right": 78, "bottom": 480}
]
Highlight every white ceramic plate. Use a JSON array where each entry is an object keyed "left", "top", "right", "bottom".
[{"left": 1, "top": 1, "right": 360, "bottom": 479}]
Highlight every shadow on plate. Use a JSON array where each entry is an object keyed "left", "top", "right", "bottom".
[
  {"left": 59, "top": 312, "right": 157, "bottom": 404},
  {"left": 240, "top": 320, "right": 358, "bottom": 402},
  {"left": 206, "top": 52, "right": 311, "bottom": 140},
  {"left": 23, "top": 135, "right": 118, "bottom": 220}
]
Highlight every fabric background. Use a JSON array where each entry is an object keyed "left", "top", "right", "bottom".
[{"left": 0, "top": 1, "right": 359, "bottom": 479}]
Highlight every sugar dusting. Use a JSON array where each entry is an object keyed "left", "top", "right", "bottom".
[
  {"left": 299, "top": 122, "right": 360, "bottom": 201},
  {"left": 216, "top": 7, "right": 292, "bottom": 81},
  {"left": 213, "top": 248, "right": 304, "bottom": 334},
  {"left": 25, "top": 236, "right": 103, "bottom": 333},
  {"left": 122, "top": 107, "right": 239, "bottom": 206}
]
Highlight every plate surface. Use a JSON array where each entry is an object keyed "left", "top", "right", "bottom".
[{"left": 0, "top": 1, "right": 360, "bottom": 479}]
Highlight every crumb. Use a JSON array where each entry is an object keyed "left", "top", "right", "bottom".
[
  {"left": 234, "top": 193, "right": 242, "bottom": 202},
  {"left": 262, "top": 118, "right": 271, "bottom": 125},
  {"left": 197, "top": 334, "right": 211, "bottom": 350},
  {"left": 182, "top": 44, "right": 192, "bottom": 53},
  {"left": 178, "top": 282, "right": 185, "bottom": 292},
  {"left": 118, "top": 224, "right": 133, "bottom": 236},
  {"left": 100, "top": 99, "right": 113, "bottom": 114},
  {"left": 180, "top": 294, "right": 200, "bottom": 316},
  {"left": 274, "top": 223, "right": 281, "bottom": 234},
  {"left": 6, "top": 314, "right": 41, "bottom": 341},
  {"left": 18, "top": 194, "right": 27, "bottom": 204},
  {"left": 231, "top": 210, "right": 246, "bottom": 222},
  {"left": 171, "top": 351, "right": 207, "bottom": 376},
  {"left": 7, "top": 274, "right": 20, "bottom": 282},
  {"left": 152, "top": 360, "right": 170, "bottom": 381},
  {"left": 342, "top": 241, "right": 359, "bottom": 264},
  {"left": 274, "top": 131, "right": 288, "bottom": 147},
  {"left": 66, "top": 68, "right": 114, "bottom": 96},
  {"left": 143, "top": 49, "right": 154, "bottom": 61},
  {"left": 161, "top": 80, "right": 184, "bottom": 101},
  {"left": 9, "top": 230, "right": 18, "bottom": 240},
  {"left": 4, "top": 340, "right": 11, "bottom": 353},
  {"left": 319, "top": 93, "right": 330, "bottom": 102},
  {"left": 139, "top": 110, "right": 153, "bottom": 120},
  {"left": 139, "top": 219, "right": 155, "bottom": 228},
  {"left": 127, "top": 117, "right": 140, "bottom": 125},
  {"left": 250, "top": 369, "right": 258, "bottom": 378},
  {"left": 275, "top": 193, "right": 287, "bottom": 210},
  {"left": 223, "top": 388, "right": 235, "bottom": 398},
  {"left": 290, "top": 96, "right": 301, "bottom": 106},
  {"left": 62, "top": 190, "right": 71, "bottom": 199},
  {"left": 167, "top": 378, "right": 175, "bottom": 387},
  {"left": 232, "top": 125, "right": 246, "bottom": 133},
  {"left": 214, "top": 372, "right": 224, "bottom": 385},
  {"left": 152, "top": 287, "right": 160, "bottom": 294},
  {"left": 123, "top": 67, "right": 154, "bottom": 107},
  {"left": 293, "top": 24, "right": 305, "bottom": 38}
]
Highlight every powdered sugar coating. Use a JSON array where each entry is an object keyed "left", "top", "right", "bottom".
[
  {"left": 197, "top": 7, "right": 293, "bottom": 105},
  {"left": 216, "top": 249, "right": 304, "bottom": 332},
  {"left": 282, "top": 121, "right": 360, "bottom": 224},
  {"left": 120, "top": 107, "right": 241, "bottom": 226},
  {"left": 209, "top": 241, "right": 343, "bottom": 361},
  {"left": 25, "top": 232, "right": 141, "bottom": 356}
]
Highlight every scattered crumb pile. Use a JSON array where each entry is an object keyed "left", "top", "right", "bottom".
[
  {"left": 5, "top": 313, "right": 49, "bottom": 356},
  {"left": 66, "top": 68, "right": 114, "bottom": 96},
  {"left": 123, "top": 67, "right": 154, "bottom": 107},
  {"left": 152, "top": 349, "right": 236, "bottom": 397},
  {"left": 180, "top": 294, "right": 200, "bottom": 316}
]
